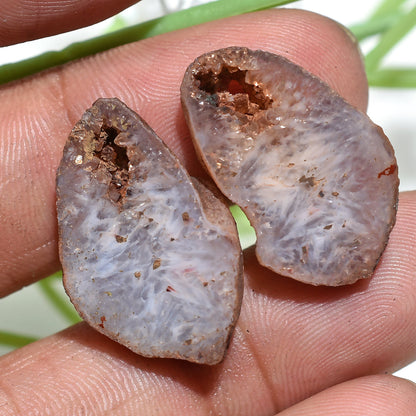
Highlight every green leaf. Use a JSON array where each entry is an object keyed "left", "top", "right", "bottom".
[
  {"left": 369, "top": 0, "right": 409, "bottom": 20},
  {"left": 351, "top": 0, "right": 410, "bottom": 41},
  {"left": 0, "top": 331, "right": 38, "bottom": 348},
  {"left": 350, "top": 12, "right": 402, "bottom": 41},
  {"left": 0, "top": 0, "right": 299, "bottom": 85},
  {"left": 230, "top": 205, "right": 257, "bottom": 249},
  {"left": 38, "top": 275, "right": 81, "bottom": 325},
  {"left": 365, "top": 4, "right": 416, "bottom": 74},
  {"left": 105, "top": 15, "right": 129, "bottom": 33},
  {"left": 368, "top": 67, "right": 416, "bottom": 88}
]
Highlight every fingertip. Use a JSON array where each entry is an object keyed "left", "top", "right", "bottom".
[
  {"left": 278, "top": 375, "right": 416, "bottom": 415},
  {"left": 0, "top": 0, "right": 138, "bottom": 46}
]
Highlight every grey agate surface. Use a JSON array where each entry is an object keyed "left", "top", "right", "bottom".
[
  {"left": 56, "top": 98, "right": 243, "bottom": 365},
  {"left": 181, "top": 47, "right": 399, "bottom": 286}
]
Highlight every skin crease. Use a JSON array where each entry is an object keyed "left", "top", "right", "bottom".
[{"left": 0, "top": 6, "right": 416, "bottom": 416}]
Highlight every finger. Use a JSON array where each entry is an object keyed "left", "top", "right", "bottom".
[
  {"left": 0, "top": 8, "right": 368, "bottom": 296},
  {"left": 0, "top": 193, "right": 414, "bottom": 416},
  {"left": 278, "top": 375, "right": 416, "bottom": 416},
  {"left": 0, "top": 0, "right": 139, "bottom": 46}
]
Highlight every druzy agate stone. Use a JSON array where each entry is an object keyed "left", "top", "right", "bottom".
[
  {"left": 56, "top": 98, "right": 243, "bottom": 365},
  {"left": 181, "top": 46, "right": 399, "bottom": 286}
]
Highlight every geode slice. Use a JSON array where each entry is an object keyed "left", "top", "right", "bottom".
[
  {"left": 181, "top": 46, "right": 399, "bottom": 286},
  {"left": 56, "top": 98, "right": 243, "bottom": 365}
]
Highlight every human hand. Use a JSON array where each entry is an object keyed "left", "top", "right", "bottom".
[{"left": 1, "top": 2, "right": 416, "bottom": 415}]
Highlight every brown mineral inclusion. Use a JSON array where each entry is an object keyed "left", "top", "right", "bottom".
[
  {"left": 56, "top": 98, "right": 243, "bottom": 365},
  {"left": 181, "top": 46, "right": 399, "bottom": 286}
]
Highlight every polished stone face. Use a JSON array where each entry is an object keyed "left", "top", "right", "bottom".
[
  {"left": 181, "top": 47, "right": 399, "bottom": 286},
  {"left": 56, "top": 98, "right": 243, "bottom": 365}
]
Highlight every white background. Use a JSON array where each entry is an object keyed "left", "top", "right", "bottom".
[{"left": 1, "top": 0, "right": 415, "bottom": 383}]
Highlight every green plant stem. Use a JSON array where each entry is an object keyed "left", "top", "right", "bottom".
[
  {"left": 38, "top": 277, "right": 81, "bottom": 325},
  {"left": 365, "top": 4, "right": 416, "bottom": 74},
  {"left": 229, "top": 205, "right": 256, "bottom": 249},
  {"left": 0, "top": 0, "right": 298, "bottom": 85},
  {"left": 347, "top": 0, "right": 410, "bottom": 42},
  {"left": 369, "top": 0, "right": 408, "bottom": 19},
  {"left": 0, "top": 331, "right": 38, "bottom": 348},
  {"left": 350, "top": 12, "right": 402, "bottom": 41},
  {"left": 368, "top": 67, "right": 416, "bottom": 88}
]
